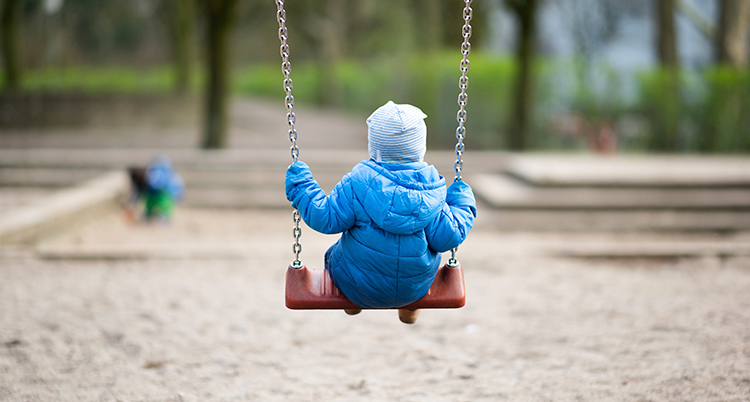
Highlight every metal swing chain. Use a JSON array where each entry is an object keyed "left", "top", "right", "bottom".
[
  {"left": 278, "top": 0, "right": 471, "bottom": 269},
  {"left": 454, "top": 0, "right": 472, "bottom": 183},
  {"left": 277, "top": 0, "right": 303, "bottom": 268},
  {"left": 448, "top": 0, "right": 473, "bottom": 268}
]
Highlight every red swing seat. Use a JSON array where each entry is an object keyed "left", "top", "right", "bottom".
[{"left": 285, "top": 263, "right": 466, "bottom": 310}]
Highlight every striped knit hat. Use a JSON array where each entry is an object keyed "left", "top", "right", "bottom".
[{"left": 367, "top": 101, "right": 428, "bottom": 163}]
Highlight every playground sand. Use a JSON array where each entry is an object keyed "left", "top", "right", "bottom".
[{"left": 1, "top": 209, "right": 749, "bottom": 401}]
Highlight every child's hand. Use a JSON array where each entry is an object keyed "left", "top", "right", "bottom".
[
  {"left": 123, "top": 206, "right": 137, "bottom": 224},
  {"left": 446, "top": 180, "right": 477, "bottom": 216},
  {"left": 447, "top": 179, "right": 472, "bottom": 195},
  {"left": 285, "top": 161, "right": 313, "bottom": 202}
]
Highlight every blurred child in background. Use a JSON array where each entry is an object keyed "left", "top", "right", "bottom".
[{"left": 125, "top": 156, "right": 184, "bottom": 223}]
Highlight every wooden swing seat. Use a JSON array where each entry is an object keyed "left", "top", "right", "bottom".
[{"left": 285, "top": 263, "right": 465, "bottom": 310}]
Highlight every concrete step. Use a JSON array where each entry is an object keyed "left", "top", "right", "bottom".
[
  {"left": 0, "top": 188, "right": 57, "bottom": 209},
  {"left": 36, "top": 243, "right": 255, "bottom": 260},
  {"left": 0, "top": 167, "right": 346, "bottom": 191},
  {"left": 181, "top": 169, "right": 345, "bottom": 191},
  {"left": 0, "top": 171, "right": 129, "bottom": 244},
  {"left": 475, "top": 206, "right": 750, "bottom": 231},
  {"left": 0, "top": 148, "right": 502, "bottom": 173},
  {"left": 33, "top": 207, "right": 750, "bottom": 260},
  {"left": 184, "top": 187, "right": 285, "bottom": 209},
  {"left": 473, "top": 173, "right": 750, "bottom": 210},
  {"left": 548, "top": 240, "right": 750, "bottom": 258},
  {"left": 0, "top": 168, "right": 106, "bottom": 187},
  {"left": 507, "top": 154, "right": 750, "bottom": 187},
  {"left": 0, "top": 148, "right": 365, "bottom": 170}
]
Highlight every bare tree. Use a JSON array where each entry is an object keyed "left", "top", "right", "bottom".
[
  {"left": 157, "top": 0, "right": 195, "bottom": 93},
  {"left": 652, "top": 0, "right": 680, "bottom": 151},
  {"left": 317, "top": 0, "right": 346, "bottom": 106},
  {"left": 284, "top": 0, "right": 347, "bottom": 106},
  {"left": 716, "top": 0, "right": 750, "bottom": 67},
  {"left": 418, "top": 0, "right": 443, "bottom": 52},
  {"left": 198, "top": 0, "right": 240, "bottom": 149},
  {"left": 675, "top": 0, "right": 715, "bottom": 39},
  {"left": 171, "top": 0, "right": 195, "bottom": 93},
  {"left": 505, "top": 0, "right": 539, "bottom": 151},
  {"left": 656, "top": 0, "right": 678, "bottom": 68},
  {"left": 1, "top": 0, "right": 22, "bottom": 91}
]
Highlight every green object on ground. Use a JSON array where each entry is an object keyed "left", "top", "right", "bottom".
[{"left": 144, "top": 190, "right": 175, "bottom": 220}]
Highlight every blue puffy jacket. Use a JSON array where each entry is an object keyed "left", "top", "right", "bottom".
[
  {"left": 286, "top": 160, "right": 477, "bottom": 308},
  {"left": 146, "top": 156, "right": 185, "bottom": 201}
]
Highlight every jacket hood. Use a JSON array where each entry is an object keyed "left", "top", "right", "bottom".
[{"left": 356, "top": 160, "right": 446, "bottom": 235}]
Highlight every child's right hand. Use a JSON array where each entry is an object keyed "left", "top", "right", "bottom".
[
  {"left": 123, "top": 206, "right": 137, "bottom": 224},
  {"left": 446, "top": 180, "right": 477, "bottom": 216}
]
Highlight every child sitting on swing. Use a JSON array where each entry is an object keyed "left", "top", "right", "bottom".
[{"left": 285, "top": 101, "right": 477, "bottom": 324}]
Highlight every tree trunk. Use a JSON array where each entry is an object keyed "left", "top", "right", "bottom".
[
  {"left": 201, "top": 0, "right": 238, "bottom": 150},
  {"left": 507, "top": 0, "right": 538, "bottom": 151},
  {"left": 650, "top": 0, "right": 680, "bottom": 152},
  {"left": 1, "top": 0, "right": 22, "bottom": 91},
  {"left": 716, "top": 0, "right": 750, "bottom": 67},
  {"left": 416, "top": 0, "right": 442, "bottom": 52},
  {"left": 319, "top": 0, "right": 345, "bottom": 106},
  {"left": 705, "top": 0, "right": 750, "bottom": 152},
  {"left": 656, "top": 0, "right": 679, "bottom": 68},
  {"left": 172, "top": 0, "right": 194, "bottom": 94}
]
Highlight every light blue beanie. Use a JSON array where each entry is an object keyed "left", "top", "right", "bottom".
[{"left": 367, "top": 101, "right": 427, "bottom": 163}]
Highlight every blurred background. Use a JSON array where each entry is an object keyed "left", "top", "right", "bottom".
[
  {"left": 0, "top": 0, "right": 747, "bottom": 153},
  {"left": 2, "top": 2, "right": 750, "bottom": 400}
]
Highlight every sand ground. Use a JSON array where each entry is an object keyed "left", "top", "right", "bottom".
[{"left": 1, "top": 208, "right": 749, "bottom": 401}]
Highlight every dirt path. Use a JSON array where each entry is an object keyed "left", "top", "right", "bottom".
[
  {"left": 0, "top": 98, "right": 368, "bottom": 151},
  {"left": 1, "top": 209, "right": 749, "bottom": 401}
]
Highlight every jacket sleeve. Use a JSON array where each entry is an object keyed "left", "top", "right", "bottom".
[
  {"left": 285, "top": 161, "right": 356, "bottom": 235},
  {"left": 425, "top": 180, "right": 477, "bottom": 253}
]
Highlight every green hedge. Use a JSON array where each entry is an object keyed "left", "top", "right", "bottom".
[
  {"left": 234, "top": 52, "right": 518, "bottom": 150},
  {"left": 633, "top": 67, "right": 750, "bottom": 153},
  {"left": 7, "top": 56, "right": 750, "bottom": 153},
  {"left": 9, "top": 66, "right": 178, "bottom": 93}
]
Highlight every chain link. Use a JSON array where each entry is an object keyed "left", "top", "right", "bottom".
[
  {"left": 291, "top": 209, "right": 303, "bottom": 268},
  {"left": 277, "top": 0, "right": 303, "bottom": 268},
  {"left": 450, "top": 0, "right": 473, "bottom": 267},
  {"left": 454, "top": 0, "right": 472, "bottom": 183},
  {"left": 277, "top": 1, "right": 299, "bottom": 162}
]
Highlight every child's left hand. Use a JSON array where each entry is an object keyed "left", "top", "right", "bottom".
[{"left": 285, "top": 161, "right": 313, "bottom": 202}]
